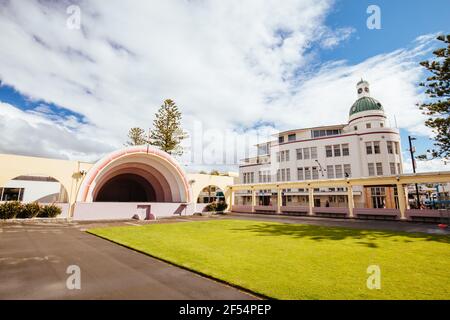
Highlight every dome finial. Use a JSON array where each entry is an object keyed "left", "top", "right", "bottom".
[{"left": 356, "top": 79, "right": 370, "bottom": 98}]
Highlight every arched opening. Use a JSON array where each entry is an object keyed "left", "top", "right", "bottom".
[
  {"left": 95, "top": 173, "right": 156, "bottom": 202},
  {"left": 197, "top": 185, "right": 225, "bottom": 203},
  {"left": 0, "top": 174, "right": 69, "bottom": 203},
  {"left": 78, "top": 147, "right": 191, "bottom": 203}
]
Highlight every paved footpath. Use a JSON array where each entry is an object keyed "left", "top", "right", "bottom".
[
  {"left": 227, "top": 212, "right": 450, "bottom": 235},
  {"left": 0, "top": 220, "right": 255, "bottom": 300}
]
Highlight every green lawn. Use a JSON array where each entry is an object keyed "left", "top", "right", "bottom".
[{"left": 88, "top": 219, "right": 450, "bottom": 299}]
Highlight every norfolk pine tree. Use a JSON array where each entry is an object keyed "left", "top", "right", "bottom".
[
  {"left": 419, "top": 34, "right": 450, "bottom": 159},
  {"left": 149, "top": 99, "right": 187, "bottom": 156},
  {"left": 125, "top": 127, "right": 148, "bottom": 146}
]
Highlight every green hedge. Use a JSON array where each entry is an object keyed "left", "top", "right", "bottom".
[
  {"left": 0, "top": 202, "right": 62, "bottom": 220},
  {"left": 0, "top": 201, "right": 23, "bottom": 219},
  {"left": 16, "top": 202, "right": 41, "bottom": 219},
  {"left": 38, "top": 205, "right": 62, "bottom": 218}
]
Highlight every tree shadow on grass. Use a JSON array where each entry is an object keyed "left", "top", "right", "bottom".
[{"left": 230, "top": 223, "right": 450, "bottom": 248}]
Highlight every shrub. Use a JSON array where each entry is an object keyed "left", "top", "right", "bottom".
[
  {"left": 38, "top": 204, "right": 62, "bottom": 218},
  {"left": 204, "top": 202, "right": 217, "bottom": 212},
  {"left": 204, "top": 201, "right": 228, "bottom": 213},
  {"left": 0, "top": 201, "right": 23, "bottom": 219},
  {"left": 16, "top": 202, "right": 41, "bottom": 219},
  {"left": 216, "top": 201, "right": 228, "bottom": 212}
]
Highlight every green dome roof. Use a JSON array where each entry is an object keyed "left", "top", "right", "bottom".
[{"left": 349, "top": 97, "right": 383, "bottom": 116}]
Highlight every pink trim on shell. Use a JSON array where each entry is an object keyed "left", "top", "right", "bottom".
[{"left": 80, "top": 147, "right": 190, "bottom": 202}]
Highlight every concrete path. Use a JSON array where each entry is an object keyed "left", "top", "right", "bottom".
[
  {"left": 0, "top": 221, "right": 255, "bottom": 300},
  {"left": 227, "top": 212, "right": 450, "bottom": 235}
]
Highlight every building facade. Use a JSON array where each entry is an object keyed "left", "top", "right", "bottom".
[{"left": 238, "top": 80, "right": 403, "bottom": 209}]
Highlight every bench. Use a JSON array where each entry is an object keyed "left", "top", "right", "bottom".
[
  {"left": 254, "top": 205, "right": 277, "bottom": 214},
  {"left": 231, "top": 205, "right": 253, "bottom": 213},
  {"left": 406, "top": 209, "right": 450, "bottom": 223},
  {"left": 313, "top": 207, "right": 349, "bottom": 219},
  {"left": 280, "top": 206, "right": 309, "bottom": 216},
  {"left": 354, "top": 208, "right": 399, "bottom": 221}
]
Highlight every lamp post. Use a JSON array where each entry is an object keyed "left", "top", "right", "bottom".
[
  {"left": 315, "top": 159, "right": 326, "bottom": 177},
  {"left": 408, "top": 136, "right": 421, "bottom": 208}
]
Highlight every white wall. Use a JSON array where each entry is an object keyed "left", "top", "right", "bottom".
[
  {"left": 72, "top": 202, "right": 197, "bottom": 221},
  {"left": 2, "top": 180, "right": 62, "bottom": 203}
]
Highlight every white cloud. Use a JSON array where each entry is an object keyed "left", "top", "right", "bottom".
[
  {"left": 0, "top": 0, "right": 442, "bottom": 171},
  {"left": 317, "top": 26, "right": 355, "bottom": 49},
  {"left": 0, "top": 102, "right": 113, "bottom": 161}
]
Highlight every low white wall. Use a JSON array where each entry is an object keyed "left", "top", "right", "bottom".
[
  {"left": 72, "top": 202, "right": 194, "bottom": 221},
  {"left": 55, "top": 203, "right": 70, "bottom": 219},
  {"left": 194, "top": 203, "right": 209, "bottom": 213}
]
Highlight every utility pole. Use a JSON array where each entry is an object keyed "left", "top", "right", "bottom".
[{"left": 408, "top": 136, "right": 421, "bottom": 208}]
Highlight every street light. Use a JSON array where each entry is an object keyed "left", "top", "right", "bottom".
[
  {"left": 315, "top": 159, "right": 326, "bottom": 177},
  {"left": 408, "top": 136, "right": 421, "bottom": 208}
]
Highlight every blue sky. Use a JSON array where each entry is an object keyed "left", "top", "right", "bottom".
[
  {"left": 322, "top": 0, "right": 449, "bottom": 64},
  {"left": 0, "top": 0, "right": 448, "bottom": 170},
  {"left": 321, "top": 0, "right": 449, "bottom": 163}
]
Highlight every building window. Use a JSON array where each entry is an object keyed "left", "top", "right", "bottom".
[
  {"left": 278, "top": 136, "right": 284, "bottom": 143},
  {"left": 373, "top": 141, "right": 381, "bottom": 154},
  {"left": 285, "top": 150, "right": 290, "bottom": 162},
  {"left": 397, "top": 163, "right": 401, "bottom": 174},
  {"left": 393, "top": 186, "right": 399, "bottom": 209},
  {"left": 243, "top": 172, "right": 255, "bottom": 184},
  {"left": 0, "top": 188, "right": 25, "bottom": 201},
  {"left": 390, "top": 162, "right": 396, "bottom": 175},
  {"left": 325, "top": 145, "right": 333, "bottom": 158},
  {"left": 380, "top": 122, "right": 384, "bottom": 128},
  {"left": 303, "top": 148, "right": 310, "bottom": 160},
  {"left": 297, "top": 168, "right": 304, "bottom": 180},
  {"left": 342, "top": 144, "right": 349, "bottom": 156},
  {"left": 327, "top": 165, "right": 334, "bottom": 179},
  {"left": 366, "top": 142, "right": 373, "bottom": 154},
  {"left": 257, "top": 143, "right": 270, "bottom": 156},
  {"left": 366, "top": 123, "right": 371, "bottom": 129},
  {"left": 276, "top": 169, "right": 281, "bottom": 182},
  {"left": 258, "top": 170, "right": 270, "bottom": 183},
  {"left": 333, "top": 145, "right": 341, "bottom": 157},
  {"left": 368, "top": 163, "right": 375, "bottom": 176},
  {"left": 354, "top": 126, "right": 358, "bottom": 131},
  {"left": 280, "top": 151, "right": 285, "bottom": 162},
  {"left": 371, "top": 187, "right": 386, "bottom": 208},
  {"left": 394, "top": 142, "right": 399, "bottom": 154},
  {"left": 312, "top": 129, "right": 341, "bottom": 138},
  {"left": 387, "top": 141, "right": 393, "bottom": 154},
  {"left": 312, "top": 167, "right": 319, "bottom": 180},
  {"left": 335, "top": 165, "right": 343, "bottom": 178},
  {"left": 376, "top": 162, "right": 383, "bottom": 175},
  {"left": 275, "top": 152, "right": 280, "bottom": 162},
  {"left": 311, "top": 147, "right": 317, "bottom": 159},
  {"left": 296, "top": 148, "right": 302, "bottom": 160},
  {"left": 344, "top": 164, "right": 351, "bottom": 177},
  {"left": 305, "top": 167, "right": 311, "bottom": 180},
  {"left": 286, "top": 168, "right": 291, "bottom": 181},
  {"left": 288, "top": 134, "right": 296, "bottom": 142}
]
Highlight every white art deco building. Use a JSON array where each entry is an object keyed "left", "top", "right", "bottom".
[{"left": 238, "top": 80, "right": 403, "bottom": 209}]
